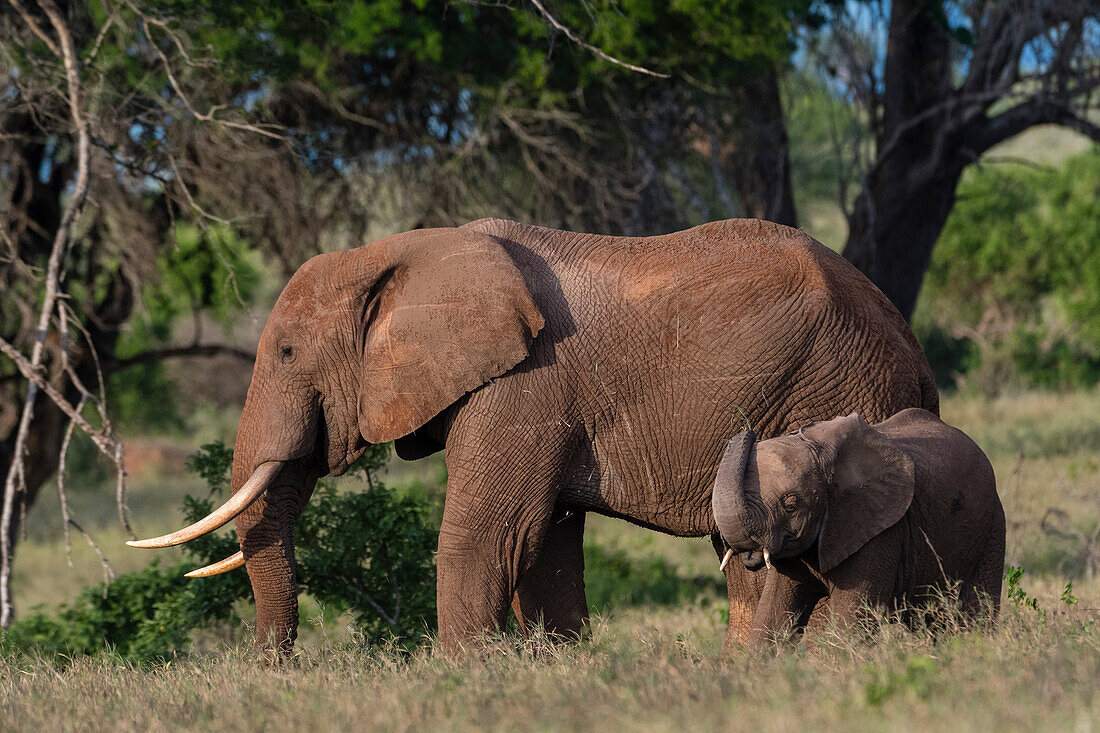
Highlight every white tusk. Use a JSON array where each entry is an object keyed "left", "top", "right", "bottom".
[
  {"left": 126, "top": 462, "right": 282, "bottom": 549},
  {"left": 763, "top": 548, "right": 773, "bottom": 569},
  {"left": 719, "top": 548, "right": 734, "bottom": 572},
  {"left": 185, "top": 550, "right": 245, "bottom": 578}
]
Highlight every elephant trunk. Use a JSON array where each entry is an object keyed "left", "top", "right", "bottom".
[
  {"left": 712, "top": 430, "right": 765, "bottom": 554},
  {"left": 233, "top": 477, "right": 300, "bottom": 655},
  {"left": 229, "top": 407, "right": 317, "bottom": 656},
  {"left": 718, "top": 485, "right": 765, "bottom": 553}
]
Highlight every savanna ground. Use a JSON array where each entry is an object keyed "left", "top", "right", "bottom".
[{"left": 1, "top": 388, "right": 1098, "bottom": 731}]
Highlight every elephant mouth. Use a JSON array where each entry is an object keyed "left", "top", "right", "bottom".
[
  {"left": 740, "top": 548, "right": 766, "bottom": 571},
  {"left": 719, "top": 545, "right": 769, "bottom": 572},
  {"left": 126, "top": 390, "right": 367, "bottom": 577},
  {"left": 126, "top": 415, "right": 362, "bottom": 577},
  {"left": 736, "top": 547, "right": 776, "bottom": 571}
]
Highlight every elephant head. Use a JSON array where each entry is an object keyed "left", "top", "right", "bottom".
[
  {"left": 712, "top": 413, "right": 916, "bottom": 574},
  {"left": 128, "top": 226, "right": 544, "bottom": 650}
]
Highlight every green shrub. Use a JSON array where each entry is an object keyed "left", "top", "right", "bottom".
[
  {"left": 1, "top": 442, "right": 437, "bottom": 662},
  {"left": 296, "top": 477, "right": 437, "bottom": 644},
  {"left": 915, "top": 148, "right": 1100, "bottom": 392},
  {"left": 583, "top": 545, "right": 723, "bottom": 612}
]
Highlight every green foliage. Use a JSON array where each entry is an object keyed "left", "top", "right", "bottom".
[
  {"left": 1, "top": 521, "right": 247, "bottom": 662},
  {"left": 785, "top": 71, "right": 864, "bottom": 205},
  {"left": 105, "top": 224, "right": 263, "bottom": 434},
  {"left": 2, "top": 562, "right": 239, "bottom": 662},
  {"left": 149, "top": 0, "right": 807, "bottom": 92},
  {"left": 1004, "top": 565, "right": 1043, "bottom": 616},
  {"left": 862, "top": 655, "right": 938, "bottom": 707},
  {"left": 297, "top": 446, "right": 437, "bottom": 644},
  {"left": 184, "top": 441, "right": 236, "bottom": 496},
  {"left": 915, "top": 148, "right": 1100, "bottom": 392},
  {"left": 1, "top": 442, "right": 437, "bottom": 662},
  {"left": 583, "top": 545, "right": 723, "bottom": 612},
  {"left": 1061, "top": 582, "right": 1079, "bottom": 606},
  {"left": 147, "top": 225, "right": 263, "bottom": 329}
]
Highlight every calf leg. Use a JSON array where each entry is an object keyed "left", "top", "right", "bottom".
[{"left": 748, "top": 564, "right": 823, "bottom": 648}]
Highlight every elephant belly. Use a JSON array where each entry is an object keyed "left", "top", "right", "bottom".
[
  {"left": 555, "top": 363, "right": 929, "bottom": 537},
  {"left": 558, "top": 404, "right": 734, "bottom": 537}
]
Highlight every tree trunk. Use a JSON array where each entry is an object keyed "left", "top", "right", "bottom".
[
  {"left": 725, "top": 66, "right": 798, "bottom": 227},
  {"left": 843, "top": 163, "right": 965, "bottom": 321},
  {"left": 0, "top": 382, "right": 68, "bottom": 539},
  {"left": 841, "top": 0, "right": 955, "bottom": 321}
]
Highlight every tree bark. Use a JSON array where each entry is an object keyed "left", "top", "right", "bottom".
[
  {"left": 725, "top": 65, "right": 798, "bottom": 227},
  {"left": 841, "top": 0, "right": 956, "bottom": 321},
  {"left": 840, "top": 0, "right": 1100, "bottom": 321},
  {"left": 843, "top": 166, "right": 964, "bottom": 321}
]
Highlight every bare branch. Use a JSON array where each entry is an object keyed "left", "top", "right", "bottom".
[
  {"left": 56, "top": 395, "right": 85, "bottom": 567},
  {"left": 524, "top": 0, "right": 670, "bottom": 79},
  {"left": 1, "top": 0, "right": 94, "bottom": 629},
  {"left": 0, "top": 338, "right": 115, "bottom": 456},
  {"left": 967, "top": 96, "right": 1100, "bottom": 153},
  {"left": 108, "top": 344, "right": 257, "bottom": 370},
  {"left": 114, "top": 440, "right": 132, "bottom": 541},
  {"left": 6, "top": 0, "right": 60, "bottom": 57},
  {"left": 138, "top": 15, "right": 285, "bottom": 141},
  {"left": 69, "top": 517, "right": 116, "bottom": 597},
  {"left": 85, "top": 12, "right": 116, "bottom": 65}
]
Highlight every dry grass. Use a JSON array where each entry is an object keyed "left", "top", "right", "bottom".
[
  {"left": 3, "top": 388, "right": 1100, "bottom": 731},
  {"left": 1, "top": 604, "right": 1095, "bottom": 732}
]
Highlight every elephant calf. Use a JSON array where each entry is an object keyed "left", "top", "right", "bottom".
[{"left": 712, "top": 408, "right": 1005, "bottom": 646}]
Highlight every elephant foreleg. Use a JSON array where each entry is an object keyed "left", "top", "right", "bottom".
[
  {"left": 716, "top": 537, "right": 768, "bottom": 650},
  {"left": 747, "top": 563, "right": 822, "bottom": 648},
  {"left": 511, "top": 508, "right": 587, "bottom": 639},
  {"left": 435, "top": 428, "right": 568, "bottom": 652}
]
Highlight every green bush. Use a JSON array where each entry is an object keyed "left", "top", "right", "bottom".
[
  {"left": 915, "top": 148, "right": 1100, "bottom": 392},
  {"left": 296, "top": 460, "right": 437, "bottom": 644},
  {"left": 1, "top": 442, "right": 437, "bottom": 662},
  {"left": 583, "top": 545, "right": 723, "bottom": 612}
]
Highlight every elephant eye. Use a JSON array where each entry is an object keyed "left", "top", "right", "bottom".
[
  {"left": 279, "top": 345, "right": 294, "bottom": 364},
  {"left": 781, "top": 494, "right": 800, "bottom": 513}
]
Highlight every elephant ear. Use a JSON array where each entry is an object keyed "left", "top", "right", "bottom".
[
  {"left": 711, "top": 429, "right": 757, "bottom": 546},
  {"left": 817, "top": 414, "right": 916, "bottom": 573},
  {"left": 357, "top": 227, "right": 544, "bottom": 443}
]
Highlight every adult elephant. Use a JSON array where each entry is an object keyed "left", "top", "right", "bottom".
[{"left": 129, "top": 218, "right": 938, "bottom": 654}]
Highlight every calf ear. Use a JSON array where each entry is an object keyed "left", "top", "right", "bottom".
[
  {"left": 816, "top": 414, "right": 916, "bottom": 573},
  {"left": 356, "top": 227, "right": 544, "bottom": 443}
]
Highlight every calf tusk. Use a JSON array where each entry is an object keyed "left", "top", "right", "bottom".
[
  {"left": 719, "top": 548, "right": 734, "bottom": 572},
  {"left": 185, "top": 550, "right": 245, "bottom": 578},
  {"left": 763, "top": 548, "right": 773, "bottom": 569},
  {"left": 126, "top": 462, "right": 282, "bottom": 549}
]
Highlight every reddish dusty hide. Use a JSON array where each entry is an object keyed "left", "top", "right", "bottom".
[
  {"left": 356, "top": 229, "right": 544, "bottom": 443},
  {"left": 131, "top": 217, "right": 938, "bottom": 656}
]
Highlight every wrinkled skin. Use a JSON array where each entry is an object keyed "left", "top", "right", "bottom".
[
  {"left": 226, "top": 217, "right": 939, "bottom": 654},
  {"left": 712, "top": 408, "right": 1005, "bottom": 647}
]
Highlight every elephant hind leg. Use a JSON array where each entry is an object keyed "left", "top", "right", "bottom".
[
  {"left": 511, "top": 508, "right": 588, "bottom": 639},
  {"left": 961, "top": 525, "right": 1006, "bottom": 622}
]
